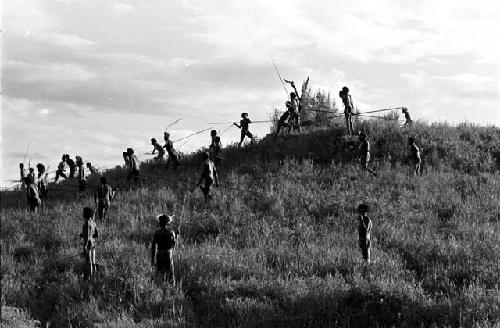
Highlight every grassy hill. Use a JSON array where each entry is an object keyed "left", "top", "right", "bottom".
[{"left": 1, "top": 121, "right": 500, "bottom": 327}]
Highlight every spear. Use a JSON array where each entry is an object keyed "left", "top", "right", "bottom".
[
  {"left": 165, "top": 118, "right": 182, "bottom": 131},
  {"left": 271, "top": 57, "right": 289, "bottom": 97}
]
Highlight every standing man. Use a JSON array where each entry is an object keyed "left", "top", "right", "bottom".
[
  {"left": 36, "top": 163, "right": 49, "bottom": 199},
  {"left": 357, "top": 204, "right": 372, "bottom": 263},
  {"left": 234, "top": 113, "right": 253, "bottom": 148},
  {"left": 408, "top": 137, "right": 421, "bottom": 176},
  {"left": 66, "top": 155, "right": 76, "bottom": 179},
  {"left": 163, "top": 132, "right": 180, "bottom": 170},
  {"left": 358, "top": 132, "right": 377, "bottom": 176},
  {"left": 79, "top": 207, "right": 99, "bottom": 280},
  {"left": 197, "top": 152, "right": 219, "bottom": 202},
  {"left": 25, "top": 174, "right": 41, "bottom": 213},
  {"left": 126, "top": 148, "right": 140, "bottom": 186},
  {"left": 339, "top": 86, "right": 355, "bottom": 135},
  {"left": 94, "top": 177, "right": 115, "bottom": 221},
  {"left": 19, "top": 163, "right": 27, "bottom": 189},
  {"left": 76, "top": 156, "right": 86, "bottom": 192},
  {"left": 151, "top": 214, "right": 179, "bottom": 284}
]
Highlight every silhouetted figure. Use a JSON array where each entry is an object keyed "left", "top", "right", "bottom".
[
  {"left": 94, "top": 177, "right": 115, "bottom": 221},
  {"left": 86, "top": 162, "right": 99, "bottom": 175},
  {"left": 163, "top": 132, "right": 180, "bottom": 170},
  {"left": 151, "top": 214, "right": 179, "bottom": 284},
  {"left": 25, "top": 174, "right": 41, "bottom": 213},
  {"left": 79, "top": 207, "right": 99, "bottom": 280},
  {"left": 76, "top": 156, "right": 86, "bottom": 191},
  {"left": 54, "top": 155, "right": 67, "bottom": 182},
  {"left": 358, "top": 132, "right": 377, "bottom": 176},
  {"left": 339, "top": 86, "right": 354, "bottom": 135},
  {"left": 19, "top": 163, "right": 27, "bottom": 189},
  {"left": 357, "top": 204, "right": 372, "bottom": 263},
  {"left": 126, "top": 148, "right": 140, "bottom": 186},
  {"left": 66, "top": 155, "right": 76, "bottom": 179},
  {"left": 36, "top": 163, "right": 49, "bottom": 199},
  {"left": 402, "top": 107, "right": 413, "bottom": 125},
  {"left": 408, "top": 137, "right": 421, "bottom": 176},
  {"left": 197, "top": 152, "right": 219, "bottom": 202},
  {"left": 234, "top": 113, "right": 253, "bottom": 147},
  {"left": 151, "top": 138, "right": 165, "bottom": 161}
]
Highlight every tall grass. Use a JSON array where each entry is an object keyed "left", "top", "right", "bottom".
[{"left": 1, "top": 121, "right": 500, "bottom": 327}]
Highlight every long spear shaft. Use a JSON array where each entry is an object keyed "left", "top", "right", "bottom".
[
  {"left": 271, "top": 58, "right": 289, "bottom": 96},
  {"left": 165, "top": 118, "right": 182, "bottom": 131}
]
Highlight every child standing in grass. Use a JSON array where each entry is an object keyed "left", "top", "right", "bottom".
[
  {"left": 151, "top": 214, "right": 179, "bottom": 284},
  {"left": 234, "top": 113, "right": 253, "bottom": 147},
  {"left": 408, "top": 137, "right": 421, "bottom": 176},
  {"left": 358, "top": 132, "right": 377, "bottom": 176},
  {"left": 126, "top": 148, "right": 140, "bottom": 186},
  {"left": 197, "top": 152, "right": 219, "bottom": 202},
  {"left": 357, "top": 204, "right": 372, "bottom": 263},
  {"left": 80, "top": 207, "right": 99, "bottom": 279}
]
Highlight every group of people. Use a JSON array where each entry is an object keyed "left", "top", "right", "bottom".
[{"left": 16, "top": 82, "right": 423, "bottom": 282}]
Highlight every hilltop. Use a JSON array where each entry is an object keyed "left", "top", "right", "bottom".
[{"left": 1, "top": 121, "right": 500, "bottom": 327}]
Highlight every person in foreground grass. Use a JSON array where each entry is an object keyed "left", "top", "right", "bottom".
[
  {"left": 234, "top": 112, "right": 253, "bottom": 147},
  {"left": 408, "top": 137, "right": 421, "bottom": 176},
  {"left": 94, "top": 176, "right": 115, "bottom": 220},
  {"left": 151, "top": 214, "right": 179, "bottom": 284},
  {"left": 80, "top": 207, "right": 99, "bottom": 280},
  {"left": 25, "top": 173, "right": 41, "bottom": 213},
  {"left": 197, "top": 152, "right": 219, "bottom": 202},
  {"left": 358, "top": 131, "right": 377, "bottom": 176},
  {"left": 357, "top": 204, "right": 372, "bottom": 263}
]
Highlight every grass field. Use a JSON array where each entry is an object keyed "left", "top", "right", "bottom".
[{"left": 2, "top": 120, "right": 500, "bottom": 327}]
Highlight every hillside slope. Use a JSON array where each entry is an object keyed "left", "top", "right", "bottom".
[{"left": 2, "top": 122, "right": 500, "bottom": 327}]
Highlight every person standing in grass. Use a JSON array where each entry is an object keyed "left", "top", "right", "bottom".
[
  {"left": 408, "top": 137, "right": 421, "bottom": 176},
  {"left": 80, "top": 207, "right": 99, "bottom": 280},
  {"left": 76, "top": 156, "right": 86, "bottom": 192},
  {"left": 86, "top": 162, "right": 99, "bottom": 175},
  {"left": 339, "top": 86, "right": 355, "bottom": 135},
  {"left": 36, "top": 163, "right": 49, "bottom": 199},
  {"left": 19, "top": 163, "right": 27, "bottom": 189},
  {"left": 402, "top": 107, "right": 413, "bottom": 125},
  {"left": 66, "top": 155, "right": 77, "bottom": 179},
  {"left": 126, "top": 148, "right": 140, "bottom": 186},
  {"left": 151, "top": 138, "right": 165, "bottom": 161},
  {"left": 25, "top": 173, "right": 41, "bottom": 213},
  {"left": 94, "top": 176, "right": 115, "bottom": 220},
  {"left": 358, "top": 132, "right": 377, "bottom": 176},
  {"left": 234, "top": 112, "right": 253, "bottom": 147},
  {"left": 197, "top": 152, "right": 219, "bottom": 202},
  {"left": 151, "top": 214, "right": 179, "bottom": 284},
  {"left": 163, "top": 132, "right": 180, "bottom": 170},
  {"left": 209, "top": 136, "right": 223, "bottom": 167},
  {"left": 357, "top": 204, "right": 372, "bottom": 263}
]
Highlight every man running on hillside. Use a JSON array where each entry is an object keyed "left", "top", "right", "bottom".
[
  {"left": 126, "top": 148, "right": 140, "bottom": 187},
  {"left": 151, "top": 138, "right": 165, "bottom": 161},
  {"left": 197, "top": 152, "right": 219, "bottom": 202},
  {"left": 234, "top": 113, "right": 253, "bottom": 147}
]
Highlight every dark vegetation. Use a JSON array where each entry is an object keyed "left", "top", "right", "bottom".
[{"left": 2, "top": 120, "right": 500, "bottom": 327}]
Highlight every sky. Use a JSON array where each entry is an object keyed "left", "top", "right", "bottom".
[{"left": 1, "top": 0, "right": 500, "bottom": 187}]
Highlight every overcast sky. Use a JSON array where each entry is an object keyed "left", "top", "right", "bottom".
[{"left": 1, "top": 0, "right": 500, "bottom": 186}]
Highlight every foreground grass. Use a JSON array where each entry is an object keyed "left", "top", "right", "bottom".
[{"left": 1, "top": 122, "right": 500, "bottom": 327}]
